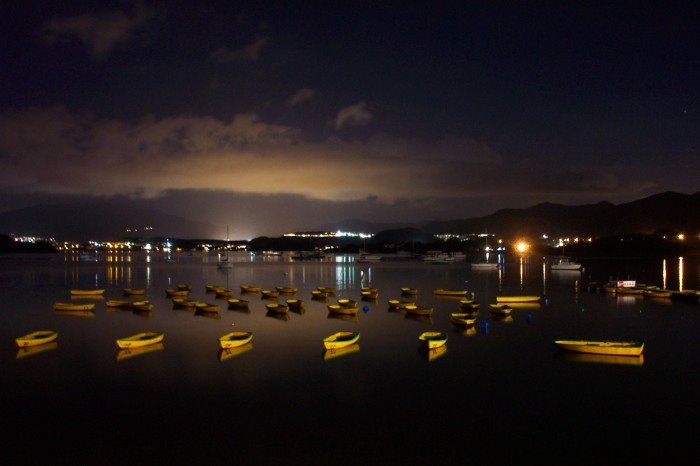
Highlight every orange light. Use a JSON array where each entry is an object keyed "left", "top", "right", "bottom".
[{"left": 515, "top": 241, "right": 529, "bottom": 254}]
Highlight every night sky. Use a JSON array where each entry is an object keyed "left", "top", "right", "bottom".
[{"left": 1, "top": 2, "right": 698, "bottom": 239}]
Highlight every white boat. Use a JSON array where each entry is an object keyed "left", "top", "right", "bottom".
[
  {"left": 217, "top": 254, "right": 233, "bottom": 268},
  {"left": 550, "top": 256, "right": 581, "bottom": 271},
  {"left": 79, "top": 252, "right": 98, "bottom": 262},
  {"left": 422, "top": 251, "right": 455, "bottom": 262},
  {"left": 471, "top": 261, "right": 499, "bottom": 269}
]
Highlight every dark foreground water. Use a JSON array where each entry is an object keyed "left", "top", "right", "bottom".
[{"left": 1, "top": 252, "right": 699, "bottom": 465}]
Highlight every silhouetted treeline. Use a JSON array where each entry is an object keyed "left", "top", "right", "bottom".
[{"left": 0, "top": 234, "right": 57, "bottom": 253}]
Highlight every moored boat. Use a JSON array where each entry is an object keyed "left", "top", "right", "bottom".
[
  {"left": 117, "top": 342, "right": 165, "bottom": 361},
  {"left": 16, "top": 330, "right": 58, "bottom": 347},
  {"left": 286, "top": 299, "right": 304, "bottom": 310},
  {"left": 70, "top": 289, "right": 105, "bottom": 296},
  {"left": 433, "top": 289, "right": 469, "bottom": 297},
  {"left": 401, "top": 287, "right": 418, "bottom": 295},
  {"left": 116, "top": 332, "right": 164, "bottom": 349},
  {"left": 360, "top": 290, "right": 379, "bottom": 300},
  {"left": 404, "top": 304, "right": 433, "bottom": 316},
  {"left": 265, "top": 302, "right": 289, "bottom": 313},
  {"left": 496, "top": 295, "right": 540, "bottom": 303},
  {"left": 165, "top": 288, "right": 189, "bottom": 297},
  {"left": 227, "top": 298, "right": 250, "bottom": 309},
  {"left": 554, "top": 340, "right": 645, "bottom": 356},
  {"left": 240, "top": 285, "right": 262, "bottom": 293},
  {"left": 488, "top": 303, "right": 513, "bottom": 316},
  {"left": 214, "top": 289, "right": 234, "bottom": 298},
  {"left": 106, "top": 299, "right": 135, "bottom": 308},
  {"left": 323, "top": 343, "right": 360, "bottom": 360},
  {"left": 218, "top": 331, "right": 254, "bottom": 349},
  {"left": 387, "top": 299, "right": 414, "bottom": 310},
  {"left": 317, "top": 286, "right": 336, "bottom": 295},
  {"left": 276, "top": 286, "right": 298, "bottom": 294},
  {"left": 123, "top": 288, "right": 146, "bottom": 296},
  {"left": 337, "top": 298, "right": 359, "bottom": 308},
  {"left": 418, "top": 331, "right": 448, "bottom": 349},
  {"left": 261, "top": 289, "right": 281, "bottom": 299},
  {"left": 52, "top": 302, "right": 95, "bottom": 311},
  {"left": 450, "top": 313, "right": 476, "bottom": 327},
  {"left": 327, "top": 304, "right": 359, "bottom": 315},
  {"left": 323, "top": 331, "right": 361, "bottom": 349},
  {"left": 132, "top": 300, "right": 154, "bottom": 311},
  {"left": 311, "top": 290, "right": 329, "bottom": 299}
]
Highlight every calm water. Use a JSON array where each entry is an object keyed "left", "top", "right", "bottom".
[{"left": 1, "top": 252, "right": 699, "bottom": 465}]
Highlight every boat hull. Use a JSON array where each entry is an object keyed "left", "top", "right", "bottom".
[
  {"left": 16, "top": 330, "right": 58, "bottom": 347},
  {"left": 323, "top": 331, "right": 361, "bottom": 349},
  {"left": 554, "top": 340, "right": 644, "bottom": 356},
  {"left": 496, "top": 295, "right": 540, "bottom": 303},
  {"left": 219, "top": 332, "right": 254, "bottom": 349},
  {"left": 116, "top": 332, "right": 164, "bottom": 349}
]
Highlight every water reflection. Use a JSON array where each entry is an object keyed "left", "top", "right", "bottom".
[
  {"left": 218, "top": 343, "right": 253, "bottom": 361},
  {"left": 116, "top": 342, "right": 165, "bottom": 361},
  {"left": 679, "top": 257, "right": 684, "bottom": 291},
  {"left": 16, "top": 342, "right": 58, "bottom": 360},
  {"left": 555, "top": 351, "right": 644, "bottom": 366},
  {"left": 323, "top": 343, "right": 360, "bottom": 361}
]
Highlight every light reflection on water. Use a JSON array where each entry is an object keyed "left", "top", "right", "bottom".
[{"left": 0, "top": 252, "right": 698, "bottom": 464}]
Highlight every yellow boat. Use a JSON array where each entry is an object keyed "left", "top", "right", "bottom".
[
  {"left": 117, "top": 342, "right": 165, "bottom": 361},
  {"left": 405, "top": 304, "right": 433, "bottom": 316},
  {"left": 418, "top": 331, "right": 448, "bottom": 349},
  {"left": 52, "top": 302, "right": 95, "bottom": 311},
  {"left": 286, "top": 299, "right": 304, "bottom": 310},
  {"left": 240, "top": 285, "right": 261, "bottom": 293},
  {"left": 70, "top": 289, "right": 105, "bottom": 296},
  {"left": 276, "top": 286, "right": 298, "bottom": 294},
  {"left": 311, "top": 290, "right": 329, "bottom": 299},
  {"left": 195, "top": 302, "right": 220, "bottom": 313},
  {"left": 54, "top": 309, "right": 96, "bottom": 318},
  {"left": 165, "top": 288, "right": 189, "bottom": 297},
  {"left": 206, "top": 284, "right": 224, "bottom": 292},
  {"left": 261, "top": 289, "right": 280, "bottom": 299},
  {"left": 227, "top": 298, "right": 250, "bottom": 309},
  {"left": 554, "top": 340, "right": 645, "bottom": 356},
  {"left": 131, "top": 300, "right": 154, "bottom": 311},
  {"left": 360, "top": 290, "right": 379, "bottom": 300},
  {"left": 450, "top": 313, "right": 476, "bottom": 327},
  {"left": 488, "top": 303, "right": 513, "bottom": 316},
  {"left": 16, "top": 341, "right": 58, "bottom": 360},
  {"left": 643, "top": 288, "right": 673, "bottom": 298},
  {"left": 420, "top": 344, "right": 448, "bottom": 362},
  {"left": 218, "top": 331, "right": 254, "bottom": 349},
  {"left": 323, "top": 343, "right": 360, "bottom": 360},
  {"left": 106, "top": 299, "right": 135, "bottom": 308},
  {"left": 387, "top": 299, "right": 414, "bottom": 310},
  {"left": 433, "top": 289, "right": 468, "bottom": 297},
  {"left": 401, "top": 287, "right": 418, "bottom": 295},
  {"left": 337, "top": 298, "right": 359, "bottom": 308},
  {"left": 317, "top": 286, "right": 335, "bottom": 294},
  {"left": 172, "top": 298, "right": 197, "bottom": 309},
  {"left": 323, "top": 331, "right": 361, "bottom": 349},
  {"left": 218, "top": 343, "right": 254, "bottom": 361},
  {"left": 16, "top": 330, "right": 58, "bottom": 347},
  {"left": 327, "top": 304, "right": 359, "bottom": 315},
  {"left": 265, "top": 302, "right": 289, "bottom": 313},
  {"left": 123, "top": 288, "right": 146, "bottom": 296},
  {"left": 116, "top": 331, "right": 164, "bottom": 349},
  {"left": 214, "top": 289, "right": 234, "bottom": 298},
  {"left": 496, "top": 295, "right": 540, "bottom": 303},
  {"left": 458, "top": 300, "right": 480, "bottom": 311}
]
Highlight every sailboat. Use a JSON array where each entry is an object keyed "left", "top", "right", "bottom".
[
  {"left": 550, "top": 243, "right": 582, "bottom": 271},
  {"left": 471, "top": 232, "right": 499, "bottom": 269},
  {"left": 217, "top": 225, "right": 233, "bottom": 268}
]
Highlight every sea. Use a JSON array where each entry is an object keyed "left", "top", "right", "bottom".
[{"left": 1, "top": 251, "right": 698, "bottom": 465}]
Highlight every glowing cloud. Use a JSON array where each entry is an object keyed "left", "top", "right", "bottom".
[
  {"left": 287, "top": 89, "right": 316, "bottom": 106},
  {"left": 335, "top": 102, "right": 372, "bottom": 129}
]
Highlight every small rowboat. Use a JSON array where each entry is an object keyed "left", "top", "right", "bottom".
[
  {"left": 643, "top": 288, "right": 672, "bottom": 298},
  {"left": 218, "top": 331, "right": 254, "bottom": 349},
  {"left": 361, "top": 290, "right": 379, "bottom": 300},
  {"left": 165, "top": 288, "right": 189, "bottom": 297},
  {"left": 317, "top": 286, "right": 335, "bottom": 294},
  {"left": 311, "top": 290, "right": 329, "bottom": 299},
  {"left": 433, "top": 289, "right": 468, "bottom": 297},
  {"left": 240, "top": 285, "right": 262, "bottom": 293},
  {"left": 52, "top": 302, "right": 95, "bottom": 311},
  {"left": 265, "top": 303, "right": 289, "bottom": 313},
  {"left": 554, "top": 340, "right": 645, "bottom": 356},
  {"left": 323, "top": 331, "right": 361, "bottom": 349},
  {"left": 276, "top": 286, "right": 298, "bottom": 294},
  {"left": 106, "top": 299, "right": 135, "bottom": 308},
  {"left": 123, "top": 288, "right": 146, "bottom": 296},
  {"left": 286, "top": 299, "right": 304, "bottom": 310},
  {"left": 405, "top": 305, "right": 433, "bottom": 316},
  {"left": 16, "top": 330, "right": 58, "bottom": 347},
  {"left": 418, "top": 331, "right": 448, "bottom": 349},
  {"left": 496, "top": 295, "right": 540, "bottom": 303},
  {"left": 401, "top": 287, "right": 418, "bottom": 295},
  {"left": 261, "top": 290, "right": 281, "bottom": 299},
  {"left": 450, "top": 313, "right": 476, "bottom": 327},
  {"left": 458, "top": 300, "right": 480, "bottom": 311},
  {"left": 227, "top": 298, "right": 250, "bottom": 309},
  {"left": 205, "top": 284, "right": 223, "bottom": 292},
  {"left": 323, "top": 343, "right": 360, "bottom": 360},
  {"left": 488, "top": 303, "right": 512, "bottom": 316},
  {"left": 195, "top": 303, "right": 220, "bottom": 313},
  {"left": 214, "top": 289, "right": 234, "bottom": 298},
  {"left": 176, "top": 284, "right": 191, "bottom": 291},
  {"left": 132, "top": 300, "right": 154, "bottom": 311},
  {"left": 172, "top": 298, "right": 197, "bottom": 309},
  {"left": 327, "top": 304, "right": 359, "bottom": 315},
  {"left": 70, "top": 289, "right": 105, "bottom": 296},
  {"left": 117, "top": 342, "right": 164, "bottom": 361},
  {"left": 387, "top": 299, "right": 414, "bottom": 310},
  {"left": 116, "top": 332, "right": 164, "bottom": 349},
  {"left": 337, "top": 298, "right": 359, "bottom": 308}
]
